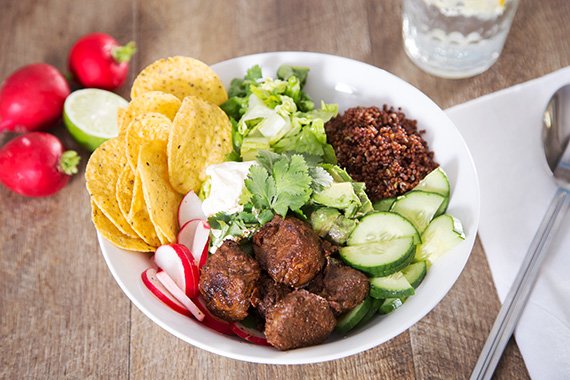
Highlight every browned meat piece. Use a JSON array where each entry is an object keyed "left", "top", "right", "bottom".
[
  {"left": 264, "top": 290, "right": 336, "bottom": 350},
  {"left": 306, "top": 258, "right": 369, "bottom": 315},
  {"left": 253, "top": 215, "right": 324, "bottom": 287},
  {"left": 198, "top": 240, "right": 260, "bottom": 321},
  {"left": 251, "top": 273, "right": 292, "bottom": 318},
  {"left": 320, "top": 239, "right": 339, "bottom": 257}
]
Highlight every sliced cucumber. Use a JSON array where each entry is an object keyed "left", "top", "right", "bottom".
[
  {"left": 347, "top": 212, "right": 420, "bottom": 246},
  {"left": 373, "top": 198, "right": 395, "bottom": 212},
  {"left": 401, "top": 261, "right": 427, "bottom": 289},
  {"left": 414, "top": 167, "right": 450, "bottom": 216},
  {"left": 369, "top": 272, "right": 415, "bottom": 299},
  {"left": 416, "top": 214, "right": 465, "bottom": 262},
  {"left": 390, "top": 190, "right": 445, "bottom": 233},
  {"left": 356, "top": 298, "right": 382, "bottom": 327},
  {"left": 336, "top": 297, "right": 373, "bottom": 333},
  {"left": 378, "top": 298, "right": 405, "bottom": 315},
  {"left": 340, "top": 237, "right": 415, "bottom": 277}
]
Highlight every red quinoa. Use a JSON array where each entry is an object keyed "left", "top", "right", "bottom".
[{"left": 325, "top": 105, "right": 438, "bottom": 201}]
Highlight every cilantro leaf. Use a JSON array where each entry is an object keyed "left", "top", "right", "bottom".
[{"left": 244, "top": 164, "right": 275, "bottom": 210}]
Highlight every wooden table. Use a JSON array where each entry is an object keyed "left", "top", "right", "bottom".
[{"left": 1, "top": 1, "right": 568, "bottom": 378}]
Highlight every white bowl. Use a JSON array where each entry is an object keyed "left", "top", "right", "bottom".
[{"left": 99, "top": 52, "right": 480, "bottom": 364}]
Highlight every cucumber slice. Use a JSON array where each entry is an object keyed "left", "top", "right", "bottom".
[
  {"left": 390, "top": 190, "right": 445, "bottom": 233},
  {"left": 369, "top": 272, "right": 415, "bottom": 299},
  {"left": 416, "top": 214, "right": 465, "bottom": 262},
  {"left": 401, "top": 261, "right": 427, "bottom": 288},
  {"left": 336, "top": 297, "right": 372, "bottom": 333},
  {"left": 373, "top": 198, "right": 395, "bottom": 212},
  {"left": 356, "top": 298, "right": 382, "bottom": 327},
  {"left": 378, "top": 298, "right": 405, "bottom": 314},
  {"left": 347, "top": 212, "right": 420, "bottom": 246},
  {"left": 414, "top": 167, "right": 450, "bottom": 216},
  {"left": 340, "top": 237, "right": 415, "bottom": 277}
]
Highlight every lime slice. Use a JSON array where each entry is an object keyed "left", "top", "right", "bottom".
[{"left": 64, "top": 89, "right": 128, "bottom": 151}]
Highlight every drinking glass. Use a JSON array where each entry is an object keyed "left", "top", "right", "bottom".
[{"left": 402, "top": 0, "right": 520, "bottom": 79}]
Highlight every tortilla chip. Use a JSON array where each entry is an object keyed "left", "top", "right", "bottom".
[
  {"left": 86, "top": 137, "right": 138, "bottom": 238},
  {"left": 130, "top": 56, "right": 227, "bottom": 105},
  {"left": 128, "top": 90, "right": 181, "bottom": 120},
  {"left": 91, "top": 201, "right": 154, "bottom": 252},
  {"left": 127, "top": 173, "right": 162, "bottom": 247},
  {"left": 117, "top": 108, "right": 129, "bottom": 137},
  {"left": 116, "top": 164, "right": 135, "bottom": 220},
  {"left": 138, "top": 140, "right": 182, "bottom": 243},
  {"left": 155, "top": 229, "right": 170, "bottom": 246},
  {"left": 167, "top": 95, "right": 232, "bottom": 194},
  {"left": 125, "top": 113, "right": 172, "bottom": 171}
]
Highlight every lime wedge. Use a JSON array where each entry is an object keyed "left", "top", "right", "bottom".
[{"left": 64, "top": 88, "right": 128, "bottom": 151}]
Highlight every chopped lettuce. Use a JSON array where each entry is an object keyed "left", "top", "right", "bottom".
[{"left": 220, "top": 65, "right": 337, "bottom": 163}]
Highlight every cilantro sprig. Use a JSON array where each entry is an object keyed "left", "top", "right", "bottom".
[{"left": 244, "top": 151, "right": 313, "bottom": 216}]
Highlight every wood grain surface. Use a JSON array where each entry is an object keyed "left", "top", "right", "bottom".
[{"left": 1, "top": 0, "right": 568, "bottom": 379}]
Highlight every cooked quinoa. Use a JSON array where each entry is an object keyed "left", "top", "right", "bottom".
[{"left": 325, "top": 105, "right": 438, "bottom": 201}]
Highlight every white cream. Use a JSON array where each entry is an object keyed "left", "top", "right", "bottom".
[{"left": 201, "top": 161, "right": 256, "bottom": 217}]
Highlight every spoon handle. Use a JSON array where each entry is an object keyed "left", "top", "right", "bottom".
[{"left": 470, "top": 188, "right": 570, "bottom": 380}]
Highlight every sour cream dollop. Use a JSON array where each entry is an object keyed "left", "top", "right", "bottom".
[{"left": 201, "top": 161, "right": 256, "bottom": 217}]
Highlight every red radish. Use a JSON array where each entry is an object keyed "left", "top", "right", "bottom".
[
  {"left": 177, "top": 219, "right": 210, "bottom": 267},
  {"left": 231, "top": 322, "right": 271, "bottom": 346},
  {"left": 0, "top": 63, "right": 70, "bottom": 132},
  {"left": 178, "top": 191, "right": 207, "bottom": 227},
  {"left": 141, "top": 268, "right": 191, "bottom": 317},
  {"left": 154, "top": 244, "right": 198, "bottom": 298},
  {"left": 68, "top": 32, "right": 136, "bottom": 90},
  {"left": 0, "top": 132, "right": 80, "bottom": 197},
  {"left": 194, "top": 296, "right": 235, "bottom": 336},
  {"left": 155, "top": 271, "right": 204, "bottom": 321}
]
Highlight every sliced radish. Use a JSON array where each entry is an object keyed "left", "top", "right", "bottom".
[
  {"left": 154, "top": 244, "right": 197, "bottom": 297},
  {"left": 231, "top": 322, "right": 271, "bottom": 346},
  {"left": 194, "top": 296, "right": 235, "bottom": 336},
  {"left": 141, "top": 268, "right": 191, "bottom": 317},
  {"left": 155, "top": 271, "right": 204, "bottom": 321},
  {"left": 178, "top": 191, "right": 206, "bottom": 227},
  {"left": 177, "top": 219, "right": 210, "bottom": 267}
]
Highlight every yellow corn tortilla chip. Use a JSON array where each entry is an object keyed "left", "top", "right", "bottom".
[
  {"left": 91, "top": 201, "right": 154, "bottom": 252},
  {"left": 131, "top": 56, "right": 228, "bottom": 105},
  {"left": 138, "top": 140, "right": 182, "bottom": 244},
  {"left": 125, "top": 113, "right": 171, "bottom": 171},
  {"left": 119, "top": 91, "right": 182, "bottom": 136},
  {"left": 127, "top": 172, "right": 162, "bottom": 247},
  {"left": 155, "top": 229, "right": 170, "bottom": 246},
  {"left": 86, "top": 137, "right": 138, "bottom": 238},
  {"left": 167, "top": 95, "right": 232, "bottom": 194},
  {"left": 117, "top": 108, "right": 129, "bottom": 137},
  {"left": 116, "top": 164, "right": 135, "bottom": 220}
]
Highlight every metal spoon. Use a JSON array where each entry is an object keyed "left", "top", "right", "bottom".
[{"left": 470, "top": 84, "right": 570, "bottom": 380}]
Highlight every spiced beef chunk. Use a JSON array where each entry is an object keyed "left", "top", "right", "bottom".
[
  {"left": 306, "top": 257, "right": 369, "bottom": 315},
  {"left": 250, "top": 273, "right": 292, "bottom": 319},
  {"left": 264, "top": 290, "right": 336, "bottom": 351},
  {"left": 253, "top": 215, "right": 324, "bottom": 288},
  {"left": 198, "top": 240, "right": 260, "bottom": 321}
]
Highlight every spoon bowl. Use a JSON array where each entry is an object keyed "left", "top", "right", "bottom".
[{"left": 543, "top": 84, "right": 570, "bottom": 188}]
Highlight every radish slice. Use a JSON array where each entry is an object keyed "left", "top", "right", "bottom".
[
  {"left": 232, "top": 322, "right": 271, "bottom": 346},
  {"left": 156, "top": 271, "right": 204, "bottom": 321},
  {"left": 177, "top": 219, "right": 210, "bottom": 267},
  {"left": 141, "top": 268, "right": 191, "bottom": 317},
  {"left": 194, "top": 296, "right": 235, "bottom": 336},
  {"left": 178, "top": 191, "right": 206, "bottom": 227},
  {"left": 185, "top": 259, "right": 200, "bottom": 299},
  {"left": 154, "top": 244, "right": 195, "bottom": 297}
]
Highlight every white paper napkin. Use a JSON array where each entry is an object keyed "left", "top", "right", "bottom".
[{"left": 445, "top": 67, "right": 570, "bottom": 380}]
